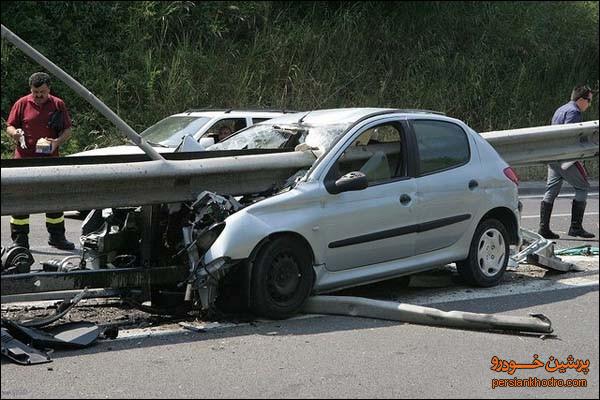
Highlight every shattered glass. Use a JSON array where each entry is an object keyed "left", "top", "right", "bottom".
[
  {"left": 304, "top": 123, "right": 352, "bottom": 151},
  {"left": 208, "top": 122, "right": 351, "bottom": 151}
]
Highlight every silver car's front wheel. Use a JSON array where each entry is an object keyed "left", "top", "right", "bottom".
[
  {"left": 457, "top": 219, "right": 509, "bottom": 287},
  {"left": 250, "top": 235, "right": 314, "bottom": 319}
]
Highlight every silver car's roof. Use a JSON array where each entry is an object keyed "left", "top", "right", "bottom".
[
  {"left": 257, "top": 108, "right": 447, "bottom": 127},
  {"left": 172, "top": 110, "right": 287, "bottom": 118}
]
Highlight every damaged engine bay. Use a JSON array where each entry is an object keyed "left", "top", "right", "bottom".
[
  {"left": 76, "top": 178, "right": 306, "bottom": 313},
  {"left": 1, "top": 187, "right": 293, "bottom": 365},
  {"left": 2, "top": 168, "right": 304, "bottom": 314}
]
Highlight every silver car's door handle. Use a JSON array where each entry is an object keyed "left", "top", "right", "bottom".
[
  {"left": 468, "top": 180, "right": 479, "bottom": 190},
  {"left": 399, "top": 194, "right": 411, "bottom": 205}
]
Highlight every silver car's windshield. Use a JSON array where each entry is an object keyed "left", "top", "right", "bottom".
[
  {"left": 140, "top": 116, "right": 211, "bottom": 147},
  {"left": 208, "top": 122, "right": 351, "bottom": 151}
]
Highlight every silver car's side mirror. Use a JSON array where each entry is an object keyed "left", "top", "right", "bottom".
[{"left": 326, "top": 171, "right": 369, "bottom": 194}]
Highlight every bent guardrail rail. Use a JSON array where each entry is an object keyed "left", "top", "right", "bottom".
[
  {"left": 2, "top": 120, "right": 598, "bottom": 215},
  {"left": 1, "top": 151, "right": 317, "bottom": 215},
  {"left": 303, "top": 296, "right": 553, "bottom": 334},
  {"left": 481, "top": 120, "right": 599, "bottom": 166},
  {"left": 2, "top": 119, "right": 598, "bottom": 216}
]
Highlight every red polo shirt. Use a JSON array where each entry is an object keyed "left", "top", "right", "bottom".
[{"left": 6, "top": 94, "right": 72, "bottom": 158}]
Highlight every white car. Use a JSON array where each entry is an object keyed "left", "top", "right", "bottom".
[
  {"left": 72, "top": 109, "right": 290, "bottom": 156},
  {"left": 201, "top": 108, "right": 521, "bottom": 318}
]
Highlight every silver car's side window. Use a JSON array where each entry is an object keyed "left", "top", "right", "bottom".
[
  {"left": 412, "top": 120, "right": 470, "bottom": 176},
  {"left": 334, "top": 123, "right": 404, "bottom": 184}
]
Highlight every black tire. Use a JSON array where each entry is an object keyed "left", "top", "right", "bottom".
[
  {"left": 457, "top": 218, "right": 509, "bottom": 287},
  {"left": 250, "top": 236, "right": 314, "bottom": 319}
]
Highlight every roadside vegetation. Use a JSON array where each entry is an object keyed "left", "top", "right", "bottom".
[{"left": 1, "top": 1, "right": 598, "bottom": 177}]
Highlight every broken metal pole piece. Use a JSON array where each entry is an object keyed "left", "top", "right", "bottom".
[
  {"left": 526, "top": 254, "right": 579, "bottom": 272},
  {"left": 303, "top": 296, "right": 553, "bottom": 334},
  {"left": 513, "top": 229, "right": 583, "bottom": 272}
]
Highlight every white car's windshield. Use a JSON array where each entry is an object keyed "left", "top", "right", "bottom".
[
  {"left": 140, "top": 116, "right": 211, "bottom": 147},
  {"left": 208, "top": 122, "right": 351, "bottom": 151}
]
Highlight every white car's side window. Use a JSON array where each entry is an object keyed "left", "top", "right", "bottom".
[
  {"left": 334, "top": 123, "right": 404, "bottom": 184},
  {"left": 203, "top": 118, "right": 248, "bottom": 143}
]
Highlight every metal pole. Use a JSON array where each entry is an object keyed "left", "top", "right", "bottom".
[
  {"left": 1, "top": 24, "right": 165, "bottom": 161},
  {"left": 304, "top": 296, "right": 553, "bottom": 334}
]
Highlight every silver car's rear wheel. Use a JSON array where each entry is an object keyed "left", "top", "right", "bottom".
[
  {"left": 457, "top": 218, "right": 509, "bottom": 287},
  {"left": 476, "top": 228, "right": 506, "bottom": 277}
]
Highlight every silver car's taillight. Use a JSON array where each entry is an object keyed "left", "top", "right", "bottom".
[{"left": 503, "top": 167, "right": 519, "bottom": 186}]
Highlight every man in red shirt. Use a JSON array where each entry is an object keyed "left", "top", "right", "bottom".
[{"left": 6, "top": 72, "right": 75, "bottom": 250}]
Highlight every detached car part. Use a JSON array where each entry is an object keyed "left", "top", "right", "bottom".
[
  {"left": 3, "top": 319, "right": 101, "bottom": 350},
  {"left": 1, "top": 246, "right": 34, "bottom": 275},
  {"left": 1, "top": 327, "right": 52, "bottom": 365}
]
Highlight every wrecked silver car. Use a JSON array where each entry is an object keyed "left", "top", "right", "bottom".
[{"left": 74, "top": 108, "right": 521, "bottom": 319}]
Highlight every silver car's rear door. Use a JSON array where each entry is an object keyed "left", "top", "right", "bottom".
[{"left": 408, "top": 119, "right": 483, "bottom": 255}]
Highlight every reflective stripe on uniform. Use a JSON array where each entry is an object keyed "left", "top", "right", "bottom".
[
  {"left": 45, "top": 216, "right": 65, "bottom": 224},
  {"left": 10, "top": 217, "right": 30, "bottom": 225}
]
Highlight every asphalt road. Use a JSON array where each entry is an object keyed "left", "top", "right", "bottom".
[{"left": 1, "top": 186, "right": 598, "bottom": 398}]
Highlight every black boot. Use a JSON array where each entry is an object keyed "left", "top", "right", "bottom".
[
  {"left": 11, "top": 233, "right": 29, "bottom": 249},
  {"left": 48, "top": 233, "right": 75, "bottom": 250},
  {"left": 568, "top": 200, "right": 595, "bottom": 238},
  {"left": 538, "top": 201, "right": 559, "bottom": 239}
]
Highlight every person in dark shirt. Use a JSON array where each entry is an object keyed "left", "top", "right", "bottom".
[
  {"left": 5, "top": 72, "right": 76, "bottom": 250},
  {"left": 538, "top": 85, "right": 595, "bottom": 239}
]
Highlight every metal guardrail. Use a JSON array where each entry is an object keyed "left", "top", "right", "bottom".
[
  {"left": 1, "top": 120, "right": 598, "bottom": 216},
  {"left": 1, "top": 151, "right": 317, "bottom": 215},
  {"left": 481, "top": 120, "right": 599, "bottom": 166},
  {"left": 303, "top": 296, "right": 553, "bottom": 334}
]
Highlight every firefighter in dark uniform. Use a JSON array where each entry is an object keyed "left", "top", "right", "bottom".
[{"left": 5, "top": 72, "right": 75, "bottom": 250}]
